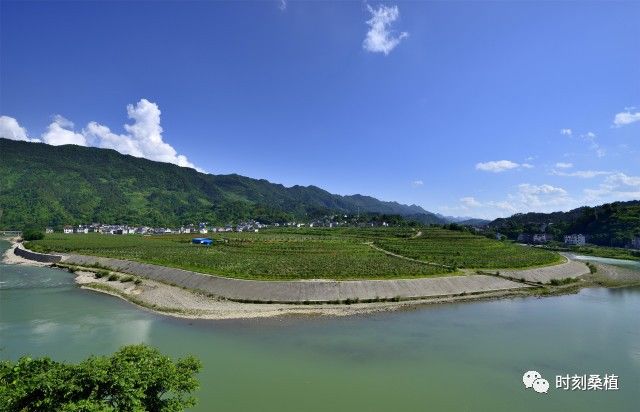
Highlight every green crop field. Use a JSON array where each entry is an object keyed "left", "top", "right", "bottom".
[
  {"left": 27, "top": 227, "right": 562, "bottom": 280},
  {"left": 374, "top": 228, "right": 564, "bottom": 269}
]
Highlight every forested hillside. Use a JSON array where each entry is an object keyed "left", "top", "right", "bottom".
[
  {"left": 0, "top": 138, "right": 445, "bottom": 228},
  {"left": 488, "top": 201, "right": 640, "bottom": 247}
]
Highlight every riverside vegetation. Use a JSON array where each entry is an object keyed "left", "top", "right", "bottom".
[
  {"left": 0, "top": 344, "right": 201, "bottom": 412},
  {"left": 26, "top": 227, "right": 562, "bottom": 280}
]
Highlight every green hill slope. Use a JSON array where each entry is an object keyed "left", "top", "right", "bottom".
[
  {"left": 0, "top": 138, "right": 445, "bottom": 228},
  {"left": 488, "top": 201, "right": 640, "bottom": 247}
]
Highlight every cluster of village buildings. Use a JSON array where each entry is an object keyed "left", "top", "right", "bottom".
[
  {"left": 52, "top": 221, "right": 266, "bottom": 235},
  {"left": 45, "top": 220, "right": 640, "bottom": 250},
  {"left": 49, "top": 218, "right": 390, "bottom": 236}
]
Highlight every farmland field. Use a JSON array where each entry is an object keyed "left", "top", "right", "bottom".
[
  {"left": 374, "top": 228, "right": 564, "bottom": 269},
  {"left": 27, "top": 228, "right": 562, "bottom": 280}
]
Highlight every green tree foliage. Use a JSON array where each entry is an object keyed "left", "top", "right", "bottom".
[
  {"left": 0, "top": 138, "right": 444, "bottom": 229},
  {"left": 0, "top": 344, "right": 201, "bottom": 412},
  {"left": 21, "top": 228, "right": 44, "bottom": 241},
  {"left": 488, "top": 201, "right": 640, "bottom": 247}
]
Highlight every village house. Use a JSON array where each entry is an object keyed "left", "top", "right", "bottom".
[
  {"left": 564, "top": 234, "right": 586, "bottom": 246},
  {"left": 63, "top": 226, "right": 73, "bottom": 234},
  {"left": 533, "top": 233, "right": 553, "bottom": 243},
  {"left": 73, "top": 225, "right": 89, "bottom": 234},
  {"left": 45, "top": 227, "right": 54, "bottom": 234}
]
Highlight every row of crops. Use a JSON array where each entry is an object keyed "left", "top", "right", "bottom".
[
  {"left": 27, "top": 230, "right": 452, "bottom": 280},
  {"left": 374, "top": 228, "right": 563, "bottom": 269},
  {"left": 27, "top": 228, "right": 562, "bottom": 279}
]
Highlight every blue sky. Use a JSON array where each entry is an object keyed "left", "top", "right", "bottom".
[{"left": 1, "top": 1, "right": 638, "bottom": 219}]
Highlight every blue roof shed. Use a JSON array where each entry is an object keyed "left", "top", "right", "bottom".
[{"left": 192, "top": 237, "right": 213, "bottom": 245}]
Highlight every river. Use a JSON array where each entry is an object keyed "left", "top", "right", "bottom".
[{"left": 1, "top": 240, "right": 638, "bottom": 411}]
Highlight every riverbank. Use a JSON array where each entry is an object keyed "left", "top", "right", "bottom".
[
  {"left": 69, "top": 262, "right": 640, "bottom": 320},
  {"left": 2, "top": 238, "right": 51, "bottom": 267},
  {"left": 5, "top": 238, "right": 639, "bottom": 320},
  {"left": 73, "top": 269, "right": 533, "bottom": 320}
]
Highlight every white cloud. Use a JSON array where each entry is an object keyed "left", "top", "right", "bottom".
[
  {"left": 445, "top": 171, "right": 639, "bottom": 219},
  {"left": 1, "top": 99, "right": 199, "bottom": 170},
  {"left": 41, "top": 115, "right": 87, "bottom": 146},
  {"left": 613, "top": 109, "right": 640, "bottom": 127},
  {"left": 279, "top": 0, "right": 287, "bottom": 11},
  {"left": 552, "top": 170, "right": 611, "bottom": 178},
  {"left": 475, "top": 160, "right": 520, "bottom": 173},
  {"left": 607, "top": 172, "right": 640, "bottom": 187},
  {"left": 560, "top": 128, "right": 572, "bottom": 136},
  {"left": 0, "top": 115, "right": 39, "bottom": 142},
  {"left": 443, "top": 183, "right": 573, "bottom": 220},
  {"left": 363, "top": 5, "right": 408, "bottom": 55},
  {"left": 555, "top": 162, "right": 573, "bottom": 169},
  {"left": 521, "top": 163, "right": 534, "bottom": 169},
  {"left": 580, "top": 131, "right": 605, "bottom": 158},
  {"left": 517, "top": 183, "right": 567, "bottom": 196},
  {"left": 584, "top": 173, "right": 640, "bottom": 202},
  {"left": 460, "top": 197, "right": 481, "bottom": 207},
  {"left": 411, "top": 180, "right": 424, "bottom": 187},
  {"left": 84, "top": 99, "right": 197, "bottom": 169}
]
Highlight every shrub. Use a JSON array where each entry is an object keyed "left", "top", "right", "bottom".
[
  {"left": 107, "top": 274, "right": 120, "bottom": 281},
  {"left": 120, "top": 275, "right": 135, "bottom": 283},
  {"left": 94, "top": 270, "right": 110, "bottom": 278},
  {"left": 134, "top": 278, "right": 142, "bottom": 285},
  {"left": 549, "top": 277, "right": 577, "bottom": 286},
  {"left": 22, "top": 229, "right": 44, "bottom": 241}
]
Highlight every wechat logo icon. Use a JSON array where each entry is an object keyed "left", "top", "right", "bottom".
[{"left": 523, "top": 370, "right": 549, "bottom": 394}]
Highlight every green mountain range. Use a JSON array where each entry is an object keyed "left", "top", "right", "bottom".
[
  {"left": 488, "top": 201, "right": 640, "bottom": 247},
  {"left": 0, "top": 138, "right": 446, "bottom": 229}
]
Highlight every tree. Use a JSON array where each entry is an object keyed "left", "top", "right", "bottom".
[
  {"left": 22, "top": 228, "right": 44, "bottom": 241},
  {"left": 0, "top": 344, "right": 202, "bottom": 412}
]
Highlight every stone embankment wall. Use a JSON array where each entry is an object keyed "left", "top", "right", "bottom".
[
  {"left": 14, "top": 246, "right": 62, "bottom": 263},
  {"left": 62, "top": 254, "right": 529, "bottom": 303}
]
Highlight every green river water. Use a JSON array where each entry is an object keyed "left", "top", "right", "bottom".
[{"left": 1, "top": 240, "right": 639, "bottom": 411}]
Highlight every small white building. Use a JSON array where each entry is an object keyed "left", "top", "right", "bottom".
[
  {"left": 45, "top": 227, "right": 54, "bottom": 234},
  {"left": 63, "top": 226, "right": 73, "bottom": 234},
  {"left": 564, "top": 234, "right": 586, "bottom": 246},
  {"left": 199, "top": 228, "right": 208, "bottom": 234}
]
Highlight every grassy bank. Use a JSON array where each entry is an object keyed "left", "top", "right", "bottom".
[{"left": 27, "top": 228, "right": 561, "bottom": 280}]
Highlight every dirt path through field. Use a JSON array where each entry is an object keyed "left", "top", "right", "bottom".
[{"left": 364, "top": 241, "right": 452, "bottom": 269}]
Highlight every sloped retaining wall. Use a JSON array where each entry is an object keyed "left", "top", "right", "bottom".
[
  {"left": 14, "top": 246, "right": 62, "bottom": 263},
  {"left": 62, "top": 254, "right": 530, "bottom": 303}
]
